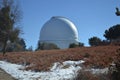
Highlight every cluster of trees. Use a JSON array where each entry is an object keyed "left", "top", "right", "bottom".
[
  {"left": 1, "top": 0, "right": 120, "bottom": 53},
  {"left": 88, "top": 7, "right": 120, "bottom": 46},
  {"left": 36, "top": 41, "right": 60, "bottom": 50},
  {"left": 0, "top": 0, "right": 26, "bottom": 55},
  {"left": 89, "top": 24, "right": 120, "bottom": 46},
  {"left": 69, "top": 42, "right": 84, "bottom": 48},
  {"left": 0, "top": 38, "right": 25, "bottom": 52},
  {"left": 63, "top": 23, "right": 120, "bottom": 48},
  {"left": 35, "top": 42, "right": 84, "bottom": 50}
]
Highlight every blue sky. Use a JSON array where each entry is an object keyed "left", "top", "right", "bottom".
[{"left": 19, "top": 0, "right": 120, "bottom": 49}]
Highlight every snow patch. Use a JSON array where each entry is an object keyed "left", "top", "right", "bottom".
[
  {"left": 0, "top": 60, "right": 85, "bottom": 80},
  {"left": 91, "top": 68, "right": 108, "bottom": 74}
]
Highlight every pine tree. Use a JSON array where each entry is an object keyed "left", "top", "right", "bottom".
[{"left": 0, "top": 0, "right": 22, "bottom": 55}]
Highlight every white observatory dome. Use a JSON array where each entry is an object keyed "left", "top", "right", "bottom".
[{"left": 40, "top": 16, "right": 79, "bottom": 49}]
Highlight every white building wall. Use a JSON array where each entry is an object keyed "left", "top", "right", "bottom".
[{"left": 40, "top": 16, "right": 79, "bottom": 49}]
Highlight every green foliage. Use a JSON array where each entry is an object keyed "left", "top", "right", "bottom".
[
  {"left": 115, "top": 7, "right": 120, "bottom": 16},
  {"left": 36, "top": 42, "right": 59, "bottom": 50},
  {"left": 79, "top": 42, "right": 84, "bottom": 47},
  {"left": 69, "top": 42, "right": 84, "bottom": 48},
  {"left": 69, "top": 43, "right": 78, "bottom": 48},
  {"left": 104, "top": 24, "right": 120, "bottom": 41},
  {"left": 13, "top": 38, "right": 26, "bottom": 51},
  {"left": 0, "top": 0, "right": 22, "bottom": 55},
  {"left": 4, "top": 38, "right": 26, "bottom": 52},
  {"left": 89, "top": 36, "right": 102, "bottom": 46}
]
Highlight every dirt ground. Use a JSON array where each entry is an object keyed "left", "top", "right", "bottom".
[{"left": 0, "top": 68, "right": 17, "bottom": 80}]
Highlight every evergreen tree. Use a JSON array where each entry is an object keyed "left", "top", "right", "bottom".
[
  {"left": 116, "top": 7, "right": 120, "bottom": 16},
  {"left": 0, "top": 0, "right": 22, "bottom": 55},
  {"left": 104, "top": 24, "right": 120, "bottom": 42},
  {"left": 89, "top": 36, "right": 102, "bottom": 46}
]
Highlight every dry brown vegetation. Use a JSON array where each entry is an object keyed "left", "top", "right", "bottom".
[
  {"left": 0, "top": 45, "right": 119, "bottom": 72},
  {"left": 74, "top": 70, "right": 108, "bottom": 80}
]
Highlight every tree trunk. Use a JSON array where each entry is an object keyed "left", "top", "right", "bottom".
[{"left": 2, "top": 40, "right": 7, "bottom": 56}]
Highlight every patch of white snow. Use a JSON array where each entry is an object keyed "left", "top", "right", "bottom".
[
  {"left": 91, "top": 68, "right": 108, "bottom": 74},
  {"left": 0, "top": 60, "right": 85, "bottom": 80}
]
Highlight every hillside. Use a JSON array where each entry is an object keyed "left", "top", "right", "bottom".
[
  {"left": 0, "top": 68, "right": 16, "bottom": 80},
  {"left": 0, "top": 45, "right": 119, "bottom": 71}
]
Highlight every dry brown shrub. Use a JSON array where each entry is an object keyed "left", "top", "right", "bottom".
[
  {"left": 0, "top": 46, "right": 119, "bottom": 71},
  {"left": 108, "top": 48, "right": 120, "bottom": 80},
  {"left": 75, "top": 69, "right": 110, "bottom": 80},
  {"left": 74, "top": 70, "right": 100, "bottom": 80}
]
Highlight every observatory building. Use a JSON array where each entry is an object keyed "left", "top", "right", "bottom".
[{"left": 39, "top": 16, "right": 79, "bottom": 49}]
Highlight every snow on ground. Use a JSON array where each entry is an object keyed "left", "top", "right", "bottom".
[
  {"left": 0, "top": 60, "right": 85, "bottom": 80},
  {"left": 90, "top": 68, "right": 108, "bottom": 74}
]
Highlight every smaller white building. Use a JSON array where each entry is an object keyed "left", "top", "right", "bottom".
[{"left": 40, "top": 16, "right": 79, "bottom": 49}]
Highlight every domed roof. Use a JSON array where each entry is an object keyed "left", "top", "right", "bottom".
[{"left": 40, "top": 16, "right": 78, "bottom": 41}]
